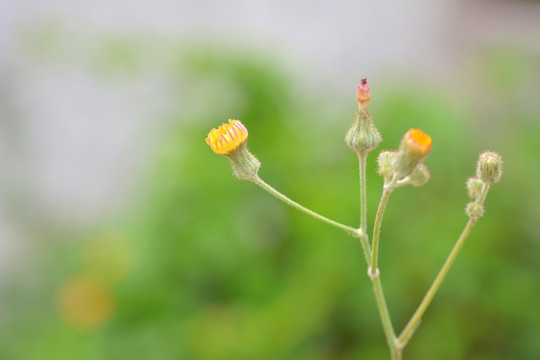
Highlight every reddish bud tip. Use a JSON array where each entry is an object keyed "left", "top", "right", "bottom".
[{"left": 356, "top": 79, "right": 371, "bottom": 108}]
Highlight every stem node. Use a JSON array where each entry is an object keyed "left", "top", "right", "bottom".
[{"left": 368, "top": 267, "right": 380, "bottom": 281}]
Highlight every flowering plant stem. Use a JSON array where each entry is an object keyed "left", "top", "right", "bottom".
[
  {"left": 208, "top": 93, "right": 502, "bottom": 359},
  {"left": 359, "top": 154, "right": 399, "bottom": 357},
  {"left": 253, "top": 176, "right": 361, "bottom": 238},
  {"left": 358, "top": 154, "right": 373, "bottom": 266},
  {"left": 397, "top": 184, "right": 491, "bottom": 349},
  {"left": 370, "top": 184, "right": 394, "bottom": 276},
  {"left": 365, "top": 178, "right": 400, "bottom": 359},
  {"left": 397, "top": 218, "right": 476, "bottom": 348},
  {"left": 372, "top": 271, "right": 400, "bottom": 359}
]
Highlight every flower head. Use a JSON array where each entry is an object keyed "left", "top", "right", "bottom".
[
  {"left": 206, "top": 119, "right": 248, "bottom": 155},
  {"left": 206, "top": 119, "right": 260, "bottom": 181},
  {"left": 406, "top": 129, "right": 432, "bottom": 155},
  {"left": 392, "top": 128, "right": 432, "bottom": 176}
]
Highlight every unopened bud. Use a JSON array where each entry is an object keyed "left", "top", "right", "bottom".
[
  {"left": 345, "top": 117, "right": 382, "bottom": 155},
  {"left": 409, "top": 163, "right": 431, "bottom": 187},
  {"left": 346, "top": 79, "right": 381, "bottom": 155},
  {"left": 476, "top": 151, "right": 503, "bottom": 184},
  {"left": 466, "top": 202, "right": 484, "bottom": 220},
  {"left": 392, "top": 129, "right": 432, "bottom": 176},
  {"left": 356, "top": 78, "right": 371, "bottom": 109},
  {"left": 466, "top": 177, "right": 484, "bottom": 199},
  {"left": 377, "top": 151, "right": 397, "bottom": 181},
  {"left": 206, "top": 119, "right": 261, "bottom": 181}
]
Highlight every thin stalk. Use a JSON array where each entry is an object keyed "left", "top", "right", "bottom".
[
  {"left": 398, "top": 185, "right": 490, "bottom": 346},
  {"left": 358, "top": 153, "right": 372, "bottom": 266},
  {"left": 359, "top": 153, "right": 368, "bottom": 234},
  {"left": 477, "top": 183, "right": 490, "bottom": 206},
  {"left": 371, "top": 270, "right": 399, "bottom": 359},
  {"left": 367, "top": 180, "right": 399, "bottom": 359},
  {"left": 398, "top": 219, "right": 476, "bottom": 346},
  {"left": 370, "top": 185, "right": 393, "bottom": 275},
  {"left": 253, "top": 177, "right": 360, "bottom": 238}
]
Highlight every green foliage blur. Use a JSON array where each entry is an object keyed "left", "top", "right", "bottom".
[{"left": 1, "top": 39, "right": 539, "bottom": 360}]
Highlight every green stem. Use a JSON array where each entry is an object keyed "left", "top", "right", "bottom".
[
  {"left": 370, "top": 186, "right": 393, "bottom": 275},
  {"left": 358, "top": 153, "right": 372, "bottom": 266},
  {"left": 359, "top": 154, "right": 368, "bottom": 234},
  {"left": 398, "top": 184, "right": 490, "bottom": 347},
  {"left": 398, "top": 218, "right": 477, "bottom": 346},
  {"left": 371, "top": 270, "right": 399, "bottom": 359},
  {"left": 477, "top": 183, "right": 490, "bottom": 206},
  {"left": 367, "top": 181, "right": 399, "bottom": 359},
  {"left": 254, "top": 177, "right": 360, "bottom": 238}
]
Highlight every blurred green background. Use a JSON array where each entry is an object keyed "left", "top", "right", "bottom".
[{"left": 1, "top": 1, "right": 540, "bottom": 360}]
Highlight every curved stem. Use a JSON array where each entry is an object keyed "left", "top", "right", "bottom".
[
  {"left": 370, "top": 186, "right": 393, "bottom": 275},
  {"left": 367, "top": 181, "right": 399, "bottom": 358},
  {"left": 254, "top": 177, "right": 360, "bottom": 238},
  {"left": 358, "top": 153, "right": 372, "bottom": 266}
]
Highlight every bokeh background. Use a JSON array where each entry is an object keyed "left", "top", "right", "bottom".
[{"left": 1, "top": 1, "right": 539, "bottom": 359}]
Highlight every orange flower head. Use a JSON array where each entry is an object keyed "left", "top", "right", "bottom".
[
  {"left": 206, "top": 119, "right": 248, "bottom": 155},
  {"left": 406, "top": 129, "right": 432, "bottom": 156},
  {"left": 393, "top": 128, "right": 433, "bottom": 176}
]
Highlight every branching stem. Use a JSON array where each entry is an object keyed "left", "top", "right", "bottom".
[
  {"left": 365, "top": 178, "right": 400, "bottom": 358},
  {"left": 254, "top": 177, "right": 361, "bottom": 238}
]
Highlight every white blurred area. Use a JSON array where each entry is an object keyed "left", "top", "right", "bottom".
[{"left": 0, "top": 0, "right": 539, "bottom": 277}]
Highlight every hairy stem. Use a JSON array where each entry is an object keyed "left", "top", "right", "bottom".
[
  {"left": 398, "top": 218, "right": 477, "bottom": 346},
  {"left": 371, "top": 269, "right": 399, "bottom": 359},
  {"left": 367, "top": 181, "right": 399, "bottom": 359},
  {"left": 359, "top": 154, "right": 368, "bottom": 234},
  {"left": 370, "top": 186, "right": 394, "bottom": 275},
  {"left": 358, "top": 153, "right": 372, "bottom": 266},
  {"left": 254, "top": 177, "right": 361, "bottom": 238},
  {"left": 398, "top": 185, "right": 489, "bottom": 347}
]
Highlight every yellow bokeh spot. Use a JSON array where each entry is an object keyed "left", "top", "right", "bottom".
[
  {"left": 83, "top": 233, "right": 133, "bottom": 284},
  {"left": 57, "top": 274, "right": 114, "bottom": 331}
]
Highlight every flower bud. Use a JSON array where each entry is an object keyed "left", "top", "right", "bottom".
[
  {"left": 392, "top": 129, "right": 432, "bottom": 176},
  {"left": 345, "top": 116, "right": 382, "bottom": 155},
  {"left": 409, "top": 163, "right": 431, "bottom": 187},
  {"left": 356, "top": 78, "right": 371, "bottom": 109},
  {"left": 377, "top": 151, "right": 397, "bottom": 181},
  {"left": 346, "top": 79, "right": 382, "bottom": 156},
  {"left": 206, "top": 119, "right": 261, "bottom": 181},
  {"left": 476, "top": 151, "right": 503, "bottom": 184},
  {"left": 466, "top": 202, "right": 484, "bottom": 220},
  {"left": 466, "top": 177, "right": 484, "bottom": 199}
]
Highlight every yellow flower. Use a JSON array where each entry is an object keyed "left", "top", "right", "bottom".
[
  {"left": 206, "top": 119, "right": 260, "bottom": 180},
  {"left": 206, "top": 119, "right": 248, "bottom": 155}
]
